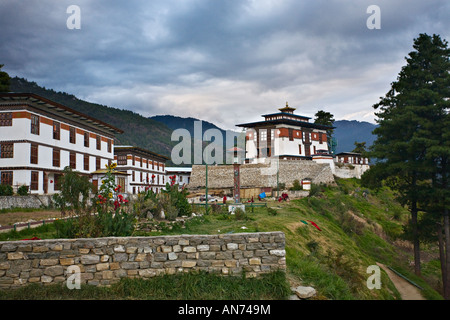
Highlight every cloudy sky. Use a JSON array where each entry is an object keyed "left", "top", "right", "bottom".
[{"left": 1, "top": 0, "right": 449, "bottom": 130}]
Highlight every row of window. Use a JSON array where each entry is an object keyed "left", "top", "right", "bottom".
[
  {"left": 0, "top": 142, "right": 108, "bottom": 171},
  {"left": 131, "top": 171, "right": 164, "bottom": 185},
  {"left": 0, "top": 112, "right": 111, "bottom": 152},
  {"left": 0, "top": 171, "right": 61, "bottom": 191},
  {"left": 117, "top": 154, "right": 165, "bottom": 171}
]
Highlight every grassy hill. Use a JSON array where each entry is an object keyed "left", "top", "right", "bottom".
[{"left": 0, "top": 178, "right": 444, "bottom": 300}]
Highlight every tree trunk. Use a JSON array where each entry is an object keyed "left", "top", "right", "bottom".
[
  {"left": 411, "top": 202, "right": 421, "bottom": 275},
  {"left": 437, "top": 221, "right": 447, "bottom": 299},
  {"left": 444, "top": 208, "right": 450, "bottom": 300}
]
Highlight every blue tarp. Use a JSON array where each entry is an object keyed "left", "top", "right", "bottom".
[{"left": 259, "top": 192, "right": 266, "bottom": 199}]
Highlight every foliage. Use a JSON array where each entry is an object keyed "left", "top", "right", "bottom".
[
  {"left": 52, "top": 166, "right": 92, "bottom": 216},
  {"left": 17, "top": 185, "right": 29, "bottom": 196},
  {"left": 0, "top": 184, "right": 13, "bottom": 196},
  {"left": 54, "top": 163, "right": 135, "bottom": 238},
  {"left": 0, "top": 64, "right": 10, "bottom": 92},
  {"left": 314, "top": 110, "right": 335, "bottom": 151},
  {"left": 289, "top": 179, "right": 302, "bottom": 191},
  {"left": 364, "top": 33, "right": 450, "bottom": 287}
]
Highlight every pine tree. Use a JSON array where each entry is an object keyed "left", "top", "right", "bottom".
[
  {"left": 365, "top": 34, "right": 450, "bottom": 288},
  {"left": 0, "top": 64, "right": 10, "bottom": 92}
]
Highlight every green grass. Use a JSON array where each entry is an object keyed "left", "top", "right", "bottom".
[
  {"left": 0, "top": 271, "right": 291, "bottom": 300},
  {"left": 1, "top": 178, "right": 445, "bottom": 300}
]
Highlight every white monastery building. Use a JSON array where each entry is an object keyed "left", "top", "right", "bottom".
[
  {"left": 237, "top": 103, "right": 333, "bottom": 164},
  {"left": 113, "top": 145, "right": 169, "bottom": 194},
  {"left": 0, "top": 93, "right": 123, "bottom": 194}
]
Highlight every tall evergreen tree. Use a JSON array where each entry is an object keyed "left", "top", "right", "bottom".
[
  {"left": 364, "top": 34, "right": 450, "bottom": 285},
  {"left": 0, "top": 64, "right": 10, "bottom": 92},
  {"left": 314, "top": 110, "right": 335, "bottom": 152}
]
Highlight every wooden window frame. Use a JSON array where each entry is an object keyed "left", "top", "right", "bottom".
[
  {"left": 0, "top": 143, "right": 13, "bottom": 158},
  {"left": 96, "top": 157, "right": 101, "bottom": 170},
  {"left": 69, "top": 127, "right": 76, "bottom": 144},
  {"left": 96, "top": 135, "right": 101, "bottom": 150},
  {"left": 31, "top": 171, "right": 39, "bottom": 191},
  {"left": 84, "top": 132, "right": 90, "bottom": 147},
  {"left": 84, "top": 154, "right": 90, "bottom": 171},
  {"left": 53, "top": 121, "right": 60, "bottom": 140},
  {"left": 0, "top": 112, "right": 12, "bottom": 126},
  {"left": 52, "top": 148, "right": 60, "bottom": 167},
  {"left": 69, "top": 152, "right": 76, "bottom": 169},
  {"left": 1, "top": 171, "right": 13, "bottom": 186},
  {"left": 31, "top": 114, "right": 40, "bottom": 135},
  {"left": 30, "top": 144, "right": 38, "bottom": 164}
]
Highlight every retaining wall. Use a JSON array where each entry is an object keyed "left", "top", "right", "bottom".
[
  {"left": 0, "top": 195, "right": 54, "bottom": 210},
  {"left": 188, "top": 159, "right": 335, "bottom": 190},
  {"left": 0, "top": 232, "right": 286, "bottom": 289}
]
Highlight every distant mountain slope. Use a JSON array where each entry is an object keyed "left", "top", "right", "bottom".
[
  {"left": 9, "top": 77, "right": 176, "bottom": 160},
  {"left": 333, "top": 120, "right": 378, "bottom": 154},
  {"left": 150, "top": 115, "right": 240, "bottom": 142}
]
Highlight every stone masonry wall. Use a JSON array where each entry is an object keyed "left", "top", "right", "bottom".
[
  {"left": 188, "top": 159, "right": 335, "bottom": 190},
  {"left": 0, "top": 195, "right": 54, "bottom": 210},
  {"left": 0, "top": 232, "right": 286, "bottom": 289}
]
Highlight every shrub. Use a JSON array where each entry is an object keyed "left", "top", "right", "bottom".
[
  {"left": 0, "top": 184, "right": 13, "bottom": 196},
  {"left": 289, "top": 179, "right": 302, "bottom": 191},
  {"left": 17, "top": 185, "right": 29, "bottom": 196}
]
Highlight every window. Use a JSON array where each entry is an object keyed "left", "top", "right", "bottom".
[
  {"left": 0, "top": 112, "right": 12, "bottom": 126},
  {"left": 69, "top": 127, "right": 76, "bottom": 144},
  {"left": 140, "top": 171, "right": 143, "bottom": 182},
  {"left": 96, "top": 157, "right": 101, "bottom": 170},
  {"left": 31, "top": 171, "right": 39, "bottom": 190},
  {"left": 288, "top": 129, "right": 293, "bottom": 141},
  {"left": 70, "top": 152, "right": 76, "bottom": 169},
  {"left": 298, "top": 145, "right": 302, "bottom": 155},
  {"left": 31, "top": 114, "right": 40, "bottom": 135},
  {"left": 30, "top": 144, "right": 38, "bottom": 164},
  {"left": 1, "top": 171, "right": 13, "bottom": 186},
  {"left": 84, "top": 155, "right": 89, "bottom": 171},
  {"left": 84, "top": 132, "right": 90, "bottom": 147},
  {"left": 117, "top": 177, "right": 125, "bottom": 190},
  {"left": 118, "top": 154, "right": 127, "bottom": 165},
  {"left": 107, "top": 139, "right": 112, "bottom": 153},
  {"left": 0, "top": 143, "right": 13, "bottom": 158},
  {"left": 132, "top": 171, "right": 135, "bottom": 181},
  {"left": 132, "top": 155, "right": 135, "bottom": 166},
  {"left": 53, "top": 149, "right": 60, "bottom": 167},
  {"left": 96, "top": 135, "right": 101, "bottom": 150},
  {"left": 260, "top": 130, "right": 267, "bottom": 141},
  {"left": 53, "top": 121, "right": 60, "bottom": 140}
]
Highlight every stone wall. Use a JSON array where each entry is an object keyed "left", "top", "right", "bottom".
[
  {"left": 0, "top": 195, "right": 54, "bottom": 210},
  {"left": 188, "top": 159, "right": 335, "bottom": 190},
  {"left": 0, "top": 232, "right": 286, "bottom": 289},
  {"left": 334, "top": 164, "right": 371, "bottom": 179}
]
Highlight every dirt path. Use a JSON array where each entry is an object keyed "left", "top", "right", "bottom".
[
  {"left": 377, "top": 263, "right": 425, "bottom": 300},
  {"left": 0, "top": 210, "right": 61, "bottom": 227}
]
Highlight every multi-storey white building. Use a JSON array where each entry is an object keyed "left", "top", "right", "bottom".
[
  {"left": 165, "top": 167, "right": 192, "bottom": 189},
  {"left": 237, "top": 103, "right": 333, "bottom": 164},
  {"left": 0, "top": 93, "right": 123, "bottom": 194},
  {"left": 113, "top": 146, "right": 169, "bottom": 194}
]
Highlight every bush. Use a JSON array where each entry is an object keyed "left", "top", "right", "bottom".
[
  {"left": 17, "top": 185, "right": 29, "bottom": 196},
  {"left": 289, "top": 179, "right": 302, "bottom": 191},
  {"left": 0, "top": 184, "right": 13, "bottom": 196}
]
